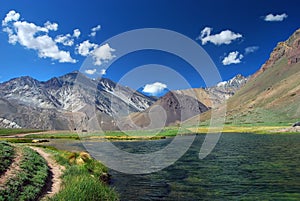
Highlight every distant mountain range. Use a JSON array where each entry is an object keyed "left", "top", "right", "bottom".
[
  {"left": 120, "top": 74, "right": 248, "bottom": 129},
  {"left": 0, "top": 71, "right": 156, "bottom": 130},
  {"left": 0, "top": 69, "right": 246, "bottom": 130},
  {"left": 1, "top": 28, "right": 299, "bottom": 130}
]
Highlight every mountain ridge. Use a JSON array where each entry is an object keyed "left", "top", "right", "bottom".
[
  {"left": 186, "top": 28, "right": 300, "bottom": 126},
  {"left": 0, "top": 71, "right": 156, "bottom": 130}
]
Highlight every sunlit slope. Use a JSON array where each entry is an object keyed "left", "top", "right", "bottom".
[{"left": 187, "top": 28, "right": 300, "bottom": 126}]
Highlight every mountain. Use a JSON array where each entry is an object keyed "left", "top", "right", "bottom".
[
  {"left": 121, "top": 74, "right": 247, "bottom": 128},
  {"left": 174, "top": 74, "right": 248, "bottom": 108},
  {"left": 187, "top": 28, "right": 300, "bottom": 126},
  {"left": 119, "top": 91, "right": 210, "bottom": 129},
  {"left": 0, "top": 67, "right": 248, "bottom": 130},
  {"left": 0, "top": 71, "right": 156, "bottom": 130}
]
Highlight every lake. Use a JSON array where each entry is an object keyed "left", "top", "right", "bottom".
[
  {"left": 48, "top": 133, "right": 300, "bottom": 200},
  {"left": 109, "top": 133, "right": 300, "bottom": 200}
]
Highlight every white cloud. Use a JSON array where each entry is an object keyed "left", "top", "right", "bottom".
[
  {"left": 91, "top": 25, "right": 101, "bottom": 32},
  {"left": 76, "top": 40, "right": 97, "bottom": 56},
  {"left": 2, "top": 10, "right": 20, "bottom": 26},
  {"left": 90, "top": 25, "right": 101, "bottom": 37},
  {"left": 84, "top": 68, "right": 106, "bottom": 76},
  {"left": 3, "top": 27, "right": 18, "bottom": 44},
  {"left": 92, "top": 43, "right": 116, "bottom": 66},
  {"left": 245, "top": 46, "right": 259, "bottom": 54},
  {"left": 73, "top": 29, "right": 80, "bottom": 38},
  {"left": 55, "top": 34, "right": 74, "bottom": 46},
  {"left": 222, "top": 51, "right": 243, "bottom": 65},
  {"left": 199, "top": 27, "right": 242, "bottom": 45},
  {"left": 99, "top": 69, "right": 106, "bottom": 75},
  {"left": 264, "top": 13, "right": 288, "bottom": 22},
  {"left": 85, "top": 69, "right": 97, "bottom": 75},
  {"left": 142, "top": 82, "right": 167, "bottom": 96},
  {"left": 76, "top": 41, "right": 115, "bottom": 66},
  {"left": 2, "top": 10, "right": 76, "bottom": 63},
  {"left": 44, "top": 21, "right": 58, "bottom": 31}
]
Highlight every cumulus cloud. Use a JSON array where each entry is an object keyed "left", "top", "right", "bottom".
[
  {"left": 92, "top": 43, "right": 116, "bottom": 66},
  {"left": 84, "top": 68, "right": 106, "bottom": 76},
  {"left": 44, "top": 21, "right": 58, "bottom": 31},
  {"left": 142, "top": 82, "right": 167, "bottom": 96},
  {"left": 76, "top": 40, "right": 97, "bottom": 56},
  {"left": 2, "top": 10, "right": 20, "bottom": 26},
  {"left": 99, "top": 69, "right": 106, "bottom": 75},
  {"left": 85, "top": 69, "right": 97, "bottom": 75},
  {"left": 199, "top": 27, "right": 242, "bottom": 45},
  {"left": 76, "top": 41, "right": 115, "bottom": 66},
  {"left": 55, "top": 34, "right": 74, "bottom": 46},
  {"left": 73, "top": 29, "right": 81, "bottom": 38},
  {"left": 245, "top": 46, "right": 259, "bottom": 54},
  {"left": 2, "top": 10, "right": 76, "bottom": 63},
  {"left": 222, "top": 51, "right": 243, "bottom": 65},
  {"left": 90, "top": 25, "right": 101, "bottom": 37},
  {"left": 264, "top": 13, "right": 288, "bottom": 22}
]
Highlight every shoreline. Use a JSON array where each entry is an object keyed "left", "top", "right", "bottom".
[{"left": 1, "top": 125, "right": 300, "bottom": 143}]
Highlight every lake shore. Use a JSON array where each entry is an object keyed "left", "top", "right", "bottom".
[{"left": 1, "top": 125, "right": 300, "bottom": 142}]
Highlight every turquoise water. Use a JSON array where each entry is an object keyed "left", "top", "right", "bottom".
[{"left": 109, "top": 134, "right": 300, "bottom": 200}]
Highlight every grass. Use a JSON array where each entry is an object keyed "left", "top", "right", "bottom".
[
  {"left": 0, "top": 128, "right": 43, "bottom": 136},
  {"left": 49, "top": 166, "right": 119, "bottom": 201},
  {"left": 36, "top": 146, "right": 119, "bottom": 201},
  {"left": 94, "top": 128, "right": 190, "bottom": 140},
  {"left": 0, "top": 142, "right": 14, "bottom": 175},
  {"left": 0, "top": 146, "right": 49, "bottom": 201},
  {"left": 188, "top": 125, "right": 290, "bottom": 134},
  {"left": 22, "top": 129, "right": 186, "bottom": 140},
  {"left": 1, "top": 122, "right": 296, "bottom": 143},
  {"left": 25, "top": 132, "right": 80, "bottom": 140},
  {"left": 0, "top": 138, "right": 34, "bottom": 143}
]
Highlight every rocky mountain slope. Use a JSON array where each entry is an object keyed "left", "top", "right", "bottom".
[
  {"left": 119, "top": 91, "right": 209, "bottom": 129},
  {"left": 0, "top": 72, "right": 156, "bottom": 130},
  {"left": 187, "top": 28, "right": 300, "bottom": 126},
  {"left": 174, "top": 74, "right": 247, "bottom": 108},
  {"left": 0, "top": 70, "right": 247, "bottom": 130},
  {"left": 120, "top": 75, "right": 247, "bottom": 129}
]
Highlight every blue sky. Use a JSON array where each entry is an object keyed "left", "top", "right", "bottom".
[{"left": 0, "top": 0, "right": 299, "bottom": 96}]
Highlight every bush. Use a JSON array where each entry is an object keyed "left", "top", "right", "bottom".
[
  {"left": 0, "top": 142, "right": 15, "bottom": 175},
  {"left": 49, "top": 150, "right": 118, "bottom": 201},
  {"left": 0, "top": 147, "right": 49, "bottom": 201}
]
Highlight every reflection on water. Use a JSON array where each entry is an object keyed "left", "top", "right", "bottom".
[{"left": 48, "top": 134, "right": 300, "bottom": 200}]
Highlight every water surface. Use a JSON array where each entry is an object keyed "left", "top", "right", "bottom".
[
  {"left": 109, "top": 133, "right": 300, "bottom": 200},
  {"left": 47, "top": 133, "right": 300, "bottom": 200}
]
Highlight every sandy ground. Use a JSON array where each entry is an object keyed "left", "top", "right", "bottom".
[
  {"left": 274, "top": 126, "right": 300, "bottom": 133},
  {"left": 1, "top": 130, "right": 67, "bottom": 138}
]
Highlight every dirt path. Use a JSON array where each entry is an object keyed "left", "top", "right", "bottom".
[
  {"left": 1, "top": 130, "right": 62, "bottom": 138},
  {"left": 29, "top": 147, "right": 65, "bottom": 200},
  {"left": 0, "top": 146, "right": 22, "bottom": 188}
]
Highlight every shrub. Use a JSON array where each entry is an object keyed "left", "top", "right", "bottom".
[
  {"left": 0, "top": 147, "right": 49, "bottom": 201},
  {"left": 0, "top": 142, "right": 15, "bottom": 175}
]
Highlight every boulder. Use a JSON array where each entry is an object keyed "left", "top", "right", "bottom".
[
  {"left": 292, "top": 122, "right": 300, "bottom": 127},
  {"left": 32, "top": 139, "right": 49, "bottom": 143}
]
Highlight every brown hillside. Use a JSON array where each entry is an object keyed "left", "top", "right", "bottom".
[{"left": 187, "top": 28, "right": 300, "bottom": 126}]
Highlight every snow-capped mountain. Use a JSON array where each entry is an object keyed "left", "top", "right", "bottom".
[
  {"left": 0, "top": 71, "right": 156, "bottom": 130},
  {"left": 207, "top": 74, "right": 248, "bottom": 105}
]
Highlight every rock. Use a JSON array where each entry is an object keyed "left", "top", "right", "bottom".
[
  {"left": 252, "top": 28, "right": 300, "bottom": 80},
  {"left": 79, "top": 152, "right": 92, "bottom": 162},
  {"left": 100, "top": 172, "right": 111, "bottom": 184},
  {"left": 32, "top": 139, "right": 49, "bottom": 143},
  {"left": 292, "top": 122, "right": 300, "bottom": 127},
  {"left": 75, "top": 157, "right": 85, "bottom": 165}
]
